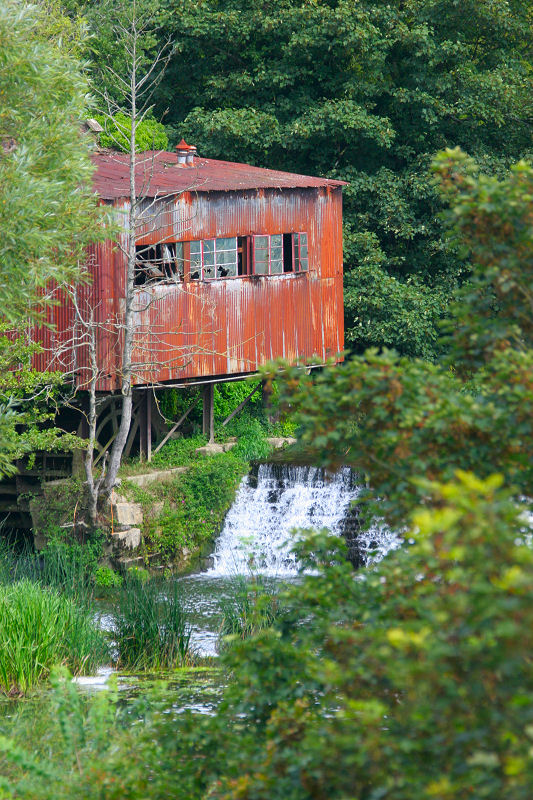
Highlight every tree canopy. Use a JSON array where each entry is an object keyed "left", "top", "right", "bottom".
[{"left": 0, "top": 0, "right": 101, "bottom": 477}]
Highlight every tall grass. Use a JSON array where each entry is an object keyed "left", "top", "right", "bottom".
[
  {"left": 114, "top": 576, "right": 193, "bottom": 670},
  {"left": 0, "top": 540, "right": 96, "bottom": 606},
  {"left": 0, "top": 580, "right": 108, "bottom": 695},
  {"left": 219, "top": 575, "right": 282, "bottom": 642}
]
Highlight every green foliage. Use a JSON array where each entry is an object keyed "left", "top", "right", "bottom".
[
  {"left": 94, "top": 565, "right": 123, "bottom": 588},
  {"left": 0, "top": 0, "right": 102, "bottom": 322},
  {"left": 213, "top": 381, "right": 262, "bottom": 422},
  {"left": 219, "top": 575, "right": 283, "bottom": 643},
  {"left": 126, "top": 565, "right": 150, "bottom": 584},
  {"left": 157, "top": 386, "right": 202, "bottom": 428},
  {"left": 202, "top": 476, "right": 533, "bottom": 799},
  {"left": 114, "top": 575, "right": 192, "bottom": 670},
  {"left": 93, "top": 112, "right": 169, "bottom": 152},
  {"left": 0, "top": 333, "right": 85, "bottom": 479},
  {"left": 149, "top": 433, "right": 207, "bottom": 469},
  {"left": 229, "top": 417, "right": 272, "bottom": 462},
  {"left": 0, "top": 0, "right": 103, "bottom": 478},
  {"left": 434, "top": 149, "right": 533, "bottom": 368},
  {"left": 1, "top": 539, "right": 102, "bottom": 607},
  {"left": 140, "top": 452, "right": 248, "bottom": 558},
  {"left": 0, "top": 580, "right": 108, "bottom": 695}
]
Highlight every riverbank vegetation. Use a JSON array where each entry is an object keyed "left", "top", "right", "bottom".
[{"left": 0, "top": 581, "right": 107, "bottom": 696}]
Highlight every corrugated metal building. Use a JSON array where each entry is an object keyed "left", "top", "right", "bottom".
[{"left": 37, "top": 144, "right": 345, "bottom": 392}]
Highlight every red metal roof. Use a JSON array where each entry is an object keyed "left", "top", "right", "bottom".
[{"left": 92, "top": 150, "right": 346, "bottom": 199}]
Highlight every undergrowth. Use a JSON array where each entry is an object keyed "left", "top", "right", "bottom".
[
  {"left": 125, "top": 452, "right": 250, "bottom": 560},
  {"left": 219, "top": 575, "right": 283, "bottom": 644}
]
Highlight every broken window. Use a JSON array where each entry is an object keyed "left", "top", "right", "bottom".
[
  {"left": 134, "top": 232, "right": 308, "bottom": 284},
  {"left": 189, "top": 237, "right": 239, "bottom": 280},
  {"left": 134, "top": 242, "right": 184, "bottom": 286}
]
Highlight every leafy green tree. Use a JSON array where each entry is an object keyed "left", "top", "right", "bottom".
[
  {"left": 0, "top": 330, "right": 81, "bottom": 477},
  {"left": 0, "top": 0, "right": 99, "bottom": 322},
  {"left": 94, "top": 112, "right": 168, "bottom": 152},
  {"left": 0, "top": 0, "right": 101, "bottom": 478}
]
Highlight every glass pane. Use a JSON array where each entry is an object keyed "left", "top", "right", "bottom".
[
  {"left": 300, "top": 245, "right": 308, "bottom": 259},
  {"left": 271, "top": 259, "right": 283, "bottom": 274},
  {"left": 271, "top": 234, "right": 282, "bottom": 247},
  {"left": 299, "top": 233, "right": 308, "bottom": 247},
  {"left": 190, "top": 240, "right": 201, "bottom": 255},
  {"left": 216, "top": 236, "right": 236, "bottom": 251},
  {"left": 254, "top": 260, "right": 269, "bottom": 275},
  {"left": 299, "top": 257, "right": 309, "bottom": 272},
  {"left": 203, "top": 263, "right": 216, "bottom": 279},
  {"left": 271, "top": 246, "right": 282, "bottom": 261},
  {"left": 218, "top": 261, "right": 237, "bottom": 278},
  {"left": 203, "top": 252, "right": 215, "bottom": 267},
  {"left": 217, "top": 249, "right": 237, "bottom": 266},
  {"left": 255, "top": 235, "right": 269, "bottom": 248},
  {"left": 203, "top": 239, "right": 215, "bottom": 255}
]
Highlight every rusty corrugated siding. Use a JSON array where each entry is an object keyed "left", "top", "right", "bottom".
[{"left": 36, "top": 178, "right": 344, "bottom": 390}]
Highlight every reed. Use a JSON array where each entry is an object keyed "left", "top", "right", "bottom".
[
  {"left": 0, "top": 540, "right": 96, "bottom": 607},
  {"left": 219, "top": 575, "right": 281, "bottom": 642},
  {"left": 0, "top": 580, "right": 108, "bottom": 695},
  {"left": 114, "top": 576, "right": 193, "bottom": 670}
]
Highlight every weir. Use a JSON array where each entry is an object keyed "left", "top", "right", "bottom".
[{"left": 207, "top": 463, "right": 400, "bottom": 577}]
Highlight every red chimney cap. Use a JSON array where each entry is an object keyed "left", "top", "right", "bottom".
[{"left": 176, "top": 138, "right": 193, "bottom": 151}]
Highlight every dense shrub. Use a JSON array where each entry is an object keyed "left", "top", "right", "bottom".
[{"left": 200, "top": 476, "right": 533, "bottom": 799}]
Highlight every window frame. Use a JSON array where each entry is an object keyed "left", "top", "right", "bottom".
[
  {"left": 292, "top": 232, "right": 309, "bottom": 273},
  {"left": 252, "top": 233, "right": 284, "bottom": 276}
]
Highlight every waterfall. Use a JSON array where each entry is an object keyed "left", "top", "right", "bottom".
[{"left": 207, "top": 463, "right": 400, "bottom": 577}]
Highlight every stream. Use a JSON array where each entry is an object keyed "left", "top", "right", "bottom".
[{"left": 79, "top": 464, "right": 400, "bottom": 695}]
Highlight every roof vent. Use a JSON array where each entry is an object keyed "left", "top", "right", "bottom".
[{"left": 175, "top": 138, "right": 195, "bottom": 166}]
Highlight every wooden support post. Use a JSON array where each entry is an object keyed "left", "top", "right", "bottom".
[
  {"left": 222, "top": 382, "right": 263, "bottom": 426},
  {"left": 146, "top": 391, "right": 152, "bottom": 462},
  {"left": 203, "top": 383, "right": 215, "bottom": 443},
  {"left": 139, "top": 393, "right": 147, "bottom": 462},
  {"left": 152, "top": 397, "right": 199, "bottom": 456}
]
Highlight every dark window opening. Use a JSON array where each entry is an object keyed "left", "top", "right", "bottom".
[
  {"left": 238, "top": 236, "right": 248, "bottom": 275},
  {"left": 283, "top": 234, "right": 293, "bottom": 273},
  {"left": 135, "top": 243, "right": 183, "bottom": 286}
]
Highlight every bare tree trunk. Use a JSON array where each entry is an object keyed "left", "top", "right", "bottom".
[{"left": 103, "top": 16, "right": 138, "bottom": 499}]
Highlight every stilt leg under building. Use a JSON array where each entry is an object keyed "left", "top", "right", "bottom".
[{"left": 203, "top": 384, "right": 215, "bottom": 443}]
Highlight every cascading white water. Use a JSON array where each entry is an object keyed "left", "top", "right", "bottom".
[{"left": 207, "top": 463, "right": 400, "bottom": 577}]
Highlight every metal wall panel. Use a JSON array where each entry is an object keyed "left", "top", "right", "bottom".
[{"left": 34, "top": 186, "right": 343, "bottom": 390}]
